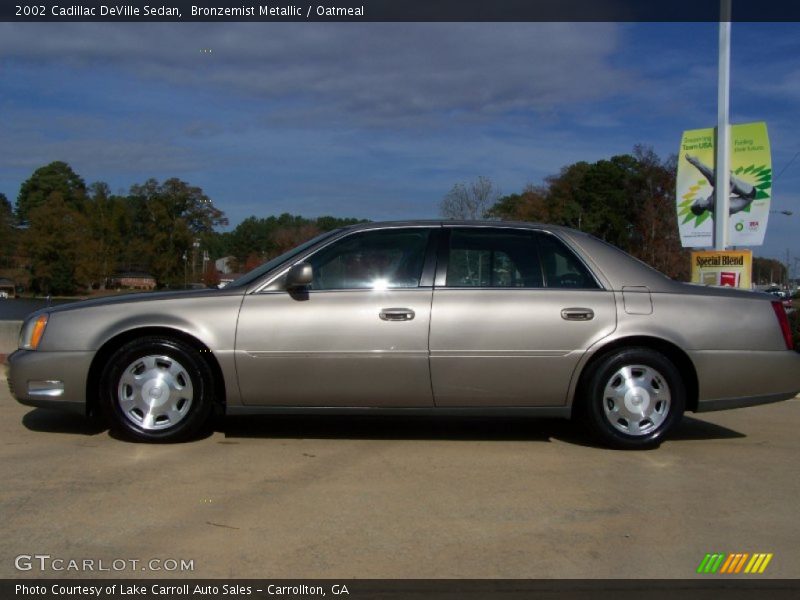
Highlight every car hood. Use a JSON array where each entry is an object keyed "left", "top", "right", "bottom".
[{"left": 33, "top": 288, "right": 243, "bottom": 317}]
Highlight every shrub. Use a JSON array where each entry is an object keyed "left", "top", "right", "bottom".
[{"left": 789, "top": 309, "right": 800, "bottom": 351}]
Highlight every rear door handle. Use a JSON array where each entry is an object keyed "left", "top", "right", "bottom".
[
  {"left": 561, "top": 308, "right": 594, "bottom": 321},
  {"left": 380, "top": 308, "right": 415, "bottom": 321}
]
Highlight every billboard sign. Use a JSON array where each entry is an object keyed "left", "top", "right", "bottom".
[
  {"left": 690, "top": 249, "right": 753, "bottom": 289},
  {"left": 677, "top": 122, "right": 772, "bottom": 248}
]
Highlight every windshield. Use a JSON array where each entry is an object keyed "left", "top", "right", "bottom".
[{"left": 225, "top": 229, "right": 343, "bottom": 289}]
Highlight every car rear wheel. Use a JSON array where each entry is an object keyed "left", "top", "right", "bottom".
[
  {"left": 100, "top": 336, "right": 214, "bottom": 442},
  {"left": 581, "top": 348, "right": 685, "bottom": 449}
]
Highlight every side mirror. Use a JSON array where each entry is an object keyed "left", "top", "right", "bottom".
[{"left": 285, "top": 262, "right": 313, "bottom": 289}]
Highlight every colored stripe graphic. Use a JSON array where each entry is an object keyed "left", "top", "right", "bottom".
[
  {"left": 745, "top": 553, "right": 774, "bottom": 574},
  {"left": 711, "top": 554, "right": 725, "bottom": 573},
  {"left": 697, "top": 553, "right": 726, "bottom": 573},
  {"left": 734, "top": 553, "right": 749, "bottom": 573},
  {"left": 697, "top": 554, "right": 712, "bottom": 573},
  {"left": 720, "top": 553, "right": 748, "bottom": 573},
  {"left": 698, "top": 553, "right": 773, "bottom": 574},
  {"left": 719, "top": 554, "right": 735, "bottom": 573}
]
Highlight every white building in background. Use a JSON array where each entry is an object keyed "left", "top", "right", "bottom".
[{"left": 215, "top": 256, "right": 235, "bottom": 274}]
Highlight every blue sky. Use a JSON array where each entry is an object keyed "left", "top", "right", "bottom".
[{"left": 1, "top": 21, "right": 799, "bottom": 268}]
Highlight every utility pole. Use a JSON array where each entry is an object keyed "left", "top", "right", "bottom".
[
  {"left": 786, "top": 248, "right": 792, "bottom": 288},
  {"left": 192, "top": 238, "right": 200, "bottom": 281},
  {"left": 714, "top": 0, "right": 732, "bottom": 250}
]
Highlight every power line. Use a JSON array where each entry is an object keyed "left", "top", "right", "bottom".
[{"left": 774, "top": 150, "right": 800, "bottom": 182}]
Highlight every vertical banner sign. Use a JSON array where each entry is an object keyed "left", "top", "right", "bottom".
[
  {"left": 691, "top": 249, "right": 752, "bottom": 289},
  {"left": 677, "top": 122, "right": 772, "bottom": 248}
]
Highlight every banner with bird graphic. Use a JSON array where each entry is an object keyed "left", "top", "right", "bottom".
[{"left": 677, "top": 122, "right": 771, "bottom": 248}]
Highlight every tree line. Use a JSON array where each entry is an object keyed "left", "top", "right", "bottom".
[
  {"left": 752, "top": 257, "right": 787, "bottom": 286},
  {"left": 441, "top": 146, "right": 689, "bottom": 279},
  {"left": 0, "top": 161, "right": 363, "bottom": 294},
  {"left": 0, "top": 149, "right": 782, "bottom": 295}
]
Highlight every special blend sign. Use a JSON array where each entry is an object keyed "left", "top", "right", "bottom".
[
  {"left": 677, "top": 122, "right": 772, "bottom": 248},
  {"left": 690, "top": 249, "right": 753, "bottom": 289}
]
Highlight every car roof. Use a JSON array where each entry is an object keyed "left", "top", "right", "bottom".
[{"left": 340, "top": 219, "right": 574, "bottom": 232}]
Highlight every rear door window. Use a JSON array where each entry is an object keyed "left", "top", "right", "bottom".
[
  {"left": 445, "top": 229, "right": 543, "bottom": 288},
  {"left": 443, "top": 228, "right": 598, "bottom": 289}
]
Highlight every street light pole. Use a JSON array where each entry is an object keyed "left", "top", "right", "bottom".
[
  {"left": 714, "top": 0, "right": 732, "bottom": 251},
  {"left": 182, "top": 251, "right": 188, "bottom": 289},
  {"left": 192, "top": 238, "right": 200, "bottom": 281}
]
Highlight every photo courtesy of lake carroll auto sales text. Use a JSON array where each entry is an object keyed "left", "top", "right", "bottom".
[{"left": 15, "top": 583, "right": 351, "bottom": 596}]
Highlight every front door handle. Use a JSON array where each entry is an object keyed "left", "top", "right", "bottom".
[
  {"left": 380, "top": 308, "right": 415, "bottom": 321},
  {"left": 561, "top": 307, "right": 594, "bottom": 321}
]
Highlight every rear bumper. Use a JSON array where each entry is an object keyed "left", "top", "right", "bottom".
[
  {"left": 695, "top": 391, "right": 797, "bottom": 413},
  {"left": 690, "top": 350, "right": 800, "bottom": 412},
  {"left": 7, "top": 349, "right": 93, "bottom": 414}
]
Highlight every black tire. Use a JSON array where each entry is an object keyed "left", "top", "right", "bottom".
[
  {"left": 579, "top": 347, "right": 685, "bottom": 449},
  {"left": 100, "top": 336, "right": 214, "bottom": 442}
]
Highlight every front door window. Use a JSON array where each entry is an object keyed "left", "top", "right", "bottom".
[{"left": 308, "top": 229, "right": 431, "bottom": 290}]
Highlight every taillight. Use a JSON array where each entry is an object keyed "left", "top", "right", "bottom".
[{"left": 771, "top": 301, "right": 794, "bottom": 350}]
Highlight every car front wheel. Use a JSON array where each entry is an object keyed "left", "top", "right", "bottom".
[
  {"left": 581, "top": 348, "right": 685, "bottom": 449},
  {"left": 100, "top": 336, "right": 214, "bottom": 442}
]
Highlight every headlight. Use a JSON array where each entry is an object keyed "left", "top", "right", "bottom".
[{"left": 19, "top": 314, "right": 49, "bottom": 350}]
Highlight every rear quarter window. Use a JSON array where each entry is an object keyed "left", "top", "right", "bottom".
[{"left": 536, "top": 233, "right": 599, "bottom": 289}]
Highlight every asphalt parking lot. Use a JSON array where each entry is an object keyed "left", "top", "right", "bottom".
[{"left": 1, "top": 365, "right": 798, "bottom": 580}]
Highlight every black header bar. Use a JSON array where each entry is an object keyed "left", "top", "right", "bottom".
[{"left": 4, "top": 1, "right": 800, "bottom": 23}]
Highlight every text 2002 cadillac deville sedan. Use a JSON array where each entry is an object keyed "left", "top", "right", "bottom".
[{"left": 8, "top": 221, "right": 800, "bottom": 448}]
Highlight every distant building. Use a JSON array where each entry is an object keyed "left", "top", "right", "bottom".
[
  {"left": 0, "top": 277, "right": 15, "bottom": 298},
  {"left": 215, "top": 256, "right": 236, "bottom": 275},
  {"left": 111, "top": 272, "right": 157, "bottom": 290}
]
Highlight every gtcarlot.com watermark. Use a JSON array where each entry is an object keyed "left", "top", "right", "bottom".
[{"left": 14, "top": 554, "right": 194, "bottom": 573}]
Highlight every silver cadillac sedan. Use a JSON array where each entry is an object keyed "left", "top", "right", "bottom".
[{"left": 8, "top": 221, "right": 800, "bottom": 448}]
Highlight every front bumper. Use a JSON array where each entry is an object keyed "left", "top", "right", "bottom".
[{"left": 7, "top": 349, "right": 94, "bottom": 414}]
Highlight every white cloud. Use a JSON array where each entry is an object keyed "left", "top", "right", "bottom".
[{"left": 0, "top": 22, "right": 630, "bottom": 124}]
